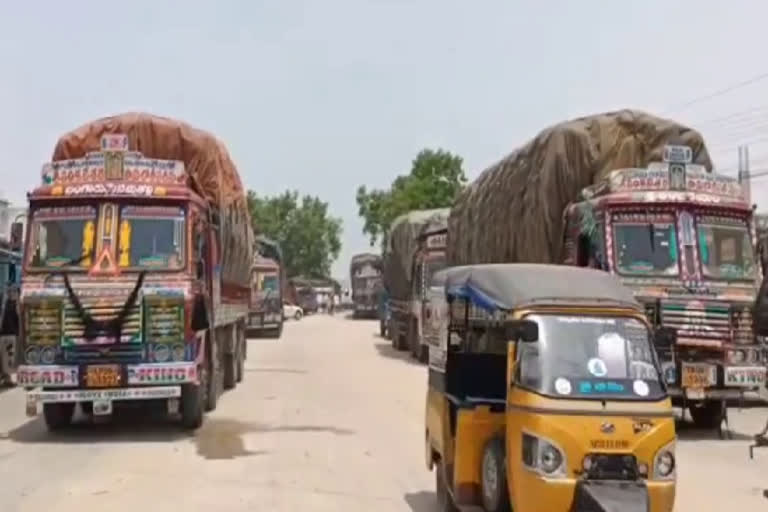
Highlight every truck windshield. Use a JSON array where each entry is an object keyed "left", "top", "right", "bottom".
[
  {"left": 613, "top": 222, "right": 679, "bottom": 276},
  {"left": 697, "top": 216, "right": 756, "bottom": 281},
  {"left": 28, "top": 206, "right": 96, "bottom": 269},
  {"left": 118, "top": 206, "right": 185, "bottom": 270},
  {"left": 424, "top": 254, "right": 446, "bottom": 281},
  {"left": 261, "top": 273, "right": 279, "bottom": 291},
  {"left": 517, "top": 314, "right": 664, "bottom": 401}
]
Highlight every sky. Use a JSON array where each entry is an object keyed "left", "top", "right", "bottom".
[{"left": 2, "top": 0, "right": 768, "bottom": 278}]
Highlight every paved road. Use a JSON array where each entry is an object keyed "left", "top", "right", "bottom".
[{"left": 0, "top": 314, "right": 767, "bottom": 511}]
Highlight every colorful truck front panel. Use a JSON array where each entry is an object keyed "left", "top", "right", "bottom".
[
  {"left": 18, "top": 135, "right": 202, "bottom": 416},
  {"left": 567, "top": 147, "right": 766, "bottom": 402}
]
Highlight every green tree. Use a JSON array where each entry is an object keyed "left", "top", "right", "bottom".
[
  {"left": 356, "top": 148, "right": 467, "bottom": 246},
  {"left": 247, "top": 190, "right": 342, "bottom": 278}
]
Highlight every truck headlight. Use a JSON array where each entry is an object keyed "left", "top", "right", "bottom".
[
  {"left": 727, "top": 349, "right": 746, "bottom": 364},
  {"left": 653, "top": 440, "right": 676, "bottom": 480},
  {"left": 522, "top": 432, "right": 566, "bottom": 477}
]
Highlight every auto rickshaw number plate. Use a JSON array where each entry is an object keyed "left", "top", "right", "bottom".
[{"left": 681, "top": 363, "right": 716, "bottom": 389}]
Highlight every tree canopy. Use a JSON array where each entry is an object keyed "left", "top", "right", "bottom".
[
  {"left": 247, "top": 190, "right": 342, "bottom": 278},
  {"left": 356, "top": 148, "right": 467, "bottom": 246}
]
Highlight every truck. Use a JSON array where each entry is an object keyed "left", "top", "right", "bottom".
[
  {"left": 16, "top": 113, "right": 254, "bottom": 430},
  {"left": 448, "top": 109, "right": 765, "bottom": 429},
  {"left": 383, "top": 208, "right": 449, "bottom": 361},
  {"left": 349, "top": 253, "right": 382, "bottom": 318},
  {"left": 247, "top": 235, "right": 284, "bottom": 338}
]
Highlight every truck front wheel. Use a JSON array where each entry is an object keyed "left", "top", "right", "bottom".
[
  {"left": 43, "top": 403, "right": 75, "bottom": 431},
  {"left": 181, "top": 382, "right": 204, "bottom": 430},
  {"left": 689, "top": 401, "right": 724, "bottom": 429}
]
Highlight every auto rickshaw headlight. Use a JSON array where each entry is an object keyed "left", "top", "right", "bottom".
[
  {"left": 522, "top": 432, "right": 566, "bottom": 477},
  {"left": 653, "top": 441, "right": 676, "bottom": 480}
]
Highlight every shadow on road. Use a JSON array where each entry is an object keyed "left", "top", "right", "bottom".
[
  {"left": 245, "top": 367, "right": 308, "bottom": 374},
  {"left": 675, "top": 417, "right": 753, "bottom": 441},
  {"left": 404, "top": 491, "right": 436, "bottom": 512},
  {"left": 373, "top": 342, "right": 423, "bottom": 366},
  {"left": 3, "top": 411, "right": 356, "bottom": 460}
]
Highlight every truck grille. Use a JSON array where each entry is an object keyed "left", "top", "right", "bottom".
[
  {"left": 63, "top": 298, "right": 141, "bottom": 345},
  {"left": 660, "top": 301, "right": 752, "bottom": 347}
]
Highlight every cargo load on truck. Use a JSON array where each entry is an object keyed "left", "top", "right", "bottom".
[
  {"left": 447, "top": 109, "right": 712, "bottom": 266},
  {"left": 384, "top": 208, "right": 450, "bottom": 300},
  {"left": 51, "top": 112, "right": 253, "bottom": 284}
]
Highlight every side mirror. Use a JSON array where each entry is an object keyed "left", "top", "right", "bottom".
[
  {"left": 10, "top": 222, "right": 23, "bottom": 253},
  {"left": 191, "top": 294, "right": 210, "bottom": 331},
  {"left": 654, "top": 326, "right": 677, "bottom": 348},
  {"left": 196, "top": 259, "right": 205, "bottom": 280},
  {"left": 8, "top": 263, "right": 16, "bottom": 285},
  {"left": 506, "top": 319, "right": 539, "bottom": 343}
]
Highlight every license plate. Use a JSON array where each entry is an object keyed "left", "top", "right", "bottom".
[
  {"left": 86, "top": 365, "right": 120, "bottom": 388},
  {"left": 681, "top": 363, "right": 716, "bottom": 389},
  {"left": 92, "top": 399, "right": 112, "bottom": 416},
  {"left": 724, "top": 366, "right": 766, "bottom": 387},
  {"left": 686, "top": 388, "right": 706, "bottom": 400}
]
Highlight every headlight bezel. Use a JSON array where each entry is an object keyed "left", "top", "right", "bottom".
[
  {"left": 652, "top": 440, "right": 676, "bottom": 480},
  {"left": 522, "top": 431, "right": 567, "bottom": 478}
]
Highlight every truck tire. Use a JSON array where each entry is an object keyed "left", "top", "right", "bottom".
[
  {"left": 43, "top": 403, "right": 75, "bottom": 431},
  {"left": 435, "top": 460, "right": 459, "bottom": 512},
  {"left": 690, "top": 401, "right": 723, "bottom": 429},
  {"left": 408, "top": 318, "right": 419, "bottom": 359},
  {"left": 379, "top": 320, "right": 386, "bottom": 338},
  {"left": 480, "top": 437, "right": 510, "bottom": 512},
  {"left": 205, "top": 337, "right": 219, "bottom": 412},
  {"left": 236, "top": 341, "right": 245, "bottom": 383},
  {"left": 224, "top": 352, "right": 237, "bottom": 390},
  {"left": 181, "top": 378, "right": 205, "bottom": 430}
]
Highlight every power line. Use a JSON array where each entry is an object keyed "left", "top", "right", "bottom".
[{"left": 663, "top": 71, "right": 768, "bottom": 114}]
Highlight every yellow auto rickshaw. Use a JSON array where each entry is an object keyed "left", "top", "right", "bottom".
[{"left": 424, "top": 264, "right": 677, "bottom": 512}]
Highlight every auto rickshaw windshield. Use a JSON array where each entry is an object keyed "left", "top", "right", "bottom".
[{"left": 517, "top": 314, "right": 665, "bottom": 401}]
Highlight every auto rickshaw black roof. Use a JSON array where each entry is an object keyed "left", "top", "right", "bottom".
[{"left": 434, "top": 263, "right": 640, "bottom": 312}]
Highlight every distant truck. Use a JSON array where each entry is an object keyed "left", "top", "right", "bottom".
[
  {"left": 448, "top": 110, "right": 765, "bottom": 429},
  {"left": 16, "top": 114, "right": 254, "bottom": 430},
  {"left": 349, "top": 253, "right": 382, "bottom": 318},
  {"left": 247, "top": 236, "right": 284, "bottom": 338},
  {"left": 383, "top": 208, "right": 449, "bottom": 361}
]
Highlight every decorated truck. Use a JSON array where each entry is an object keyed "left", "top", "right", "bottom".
[
  {"left": 383, "top": 208, "right": 449, "bottom": 361},
  {"left": 247, "top": 235, "right": 284, "bottom": 338},
  {"left": 448, "top": 109, "right": 765, "bottom": 429},
  {"left": 349, "top": 253, "right": 382, "bottom": 318},
  {"left": 16, "top": 113, "right": 254, "bottom": 430}
]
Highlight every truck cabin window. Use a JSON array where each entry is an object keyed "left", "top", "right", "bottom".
[
  {"left": 261, "top": 274, "right": 279, "bottom": 292},
  {"left": 28, "top": 207, "right": 96, "bottom": 268},
  {"left": 697, "top": 217, "right": 756, "bottom": 280},
  {"left": 614, "top": 221, "right": 679, "bottom": 276},
  {"left": 517, "top": 314, "right": 664, "bottom": 400},
  {"left": 118, "top": 206, "right": 185, "bottom": 270}
]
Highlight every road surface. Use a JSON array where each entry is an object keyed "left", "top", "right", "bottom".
[{"left": 0, "top": 314, "right": 767, "bottom": 511}]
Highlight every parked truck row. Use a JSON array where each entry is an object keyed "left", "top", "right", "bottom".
[{"left": 376, "top": 109, "right": 768, "bottom": 432}]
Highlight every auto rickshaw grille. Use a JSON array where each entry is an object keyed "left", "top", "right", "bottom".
[{"left": 583, "top": 453, "right": 639, "bottom": 481}]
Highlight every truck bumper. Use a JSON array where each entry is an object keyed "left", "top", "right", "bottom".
[
  {"left": 25, "top": 385, "right": 181, "bottom": 417},
  {"left": 667, "top": 387, "right": 768, "bottom": 406}
]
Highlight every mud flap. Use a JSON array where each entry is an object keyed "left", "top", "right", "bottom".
[{"left": 570, "top": 481, "right": 649, "bottom": 512}]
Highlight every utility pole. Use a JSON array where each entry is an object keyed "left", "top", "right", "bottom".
[{"left": 738, "top": 145, "right": 752, "bottom": 206}]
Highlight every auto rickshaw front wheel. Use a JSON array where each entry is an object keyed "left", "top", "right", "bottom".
[
  {"left": 435, "top": 460, "right": 459, "bottom": 512},
  {"left": 481, "top": 437, "right": 510, "bottom": 512}
]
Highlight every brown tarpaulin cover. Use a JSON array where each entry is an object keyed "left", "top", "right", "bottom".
[
  {"left": 384, "top": 208, "right": 450, "bottom": 300},
  {"left": 448, "top": 109, "right": 713, "bottom": 266},
  {"left": 52, "top": 112, "right": 253, "bottom": 286},
  {"left": 51, "top": 112, "right": 246, "bottom": 214}
]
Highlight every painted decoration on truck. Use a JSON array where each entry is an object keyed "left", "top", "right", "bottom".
[
  {"left": 126, "top": 363, "right": 197, "bottom": 385},
  {"left": 17, "top": 365, "right": 79, "bottom": 387},
  {"left": 41, "top": 152, "right": 185, "bottom": 187}
]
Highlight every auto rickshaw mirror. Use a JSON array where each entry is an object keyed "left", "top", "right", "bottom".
[
  {"left": 506, "top": 319, "right": 538, "bottom": 342},
  {"left": 654, "top": 326, "right": 677, "bottom": 348}
]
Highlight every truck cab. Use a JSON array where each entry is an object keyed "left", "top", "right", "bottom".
[
  {"left": 562, "top": 145, "right": 764, "bottom": 429},
  {"left": 248, "top": 256, "right": 283, "bottom": 338},
  {"left": 410, "top": 227, "right": 447, "bottom": 362}
]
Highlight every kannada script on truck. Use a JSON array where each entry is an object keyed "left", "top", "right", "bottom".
[
  {"left": 247, "top": 235, "right": 284, "bottom": 338},
  {"left": 349, "top": 252, "right": 382, "bottom": 319},
  {"left": 448, "top": 109, "right": 766, "bottom": 429},
  {"left": 16, "top": 113, "right": 254, "bottom": 430},
  {"left": 383, "top": 208, "right": 448, "bottom": 361}
]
